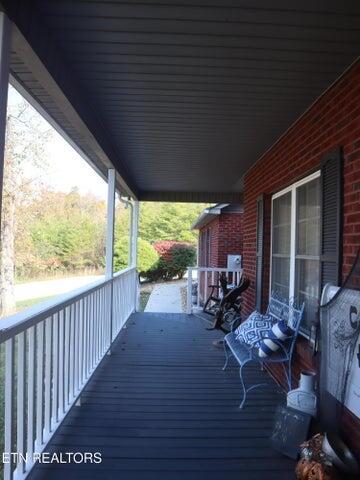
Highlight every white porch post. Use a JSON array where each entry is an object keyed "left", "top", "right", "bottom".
[
  {"left": 187, "top": 268, "right": 193, "bottom": 314},
  {"left": 105, "top": 169, "right": 116, "bottom": 279},
  {"left": 131, "top": 200, "right": 139, "bottom": 310},
  {"left": 130, "top": 200, "right": 139, "bottom": 268},
  {"left": 0, "top": 12, "right": 11, "bottom": 232},
  {"left": 1, "top": 16, "right": 13, "bottom": 472},
  {"left": 105, "top": 169, "right": 116, "bottom": 353}
]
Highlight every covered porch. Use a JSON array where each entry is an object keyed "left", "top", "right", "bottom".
[{"left": 29, "top": 312, "right": 293, "bottom": 480}]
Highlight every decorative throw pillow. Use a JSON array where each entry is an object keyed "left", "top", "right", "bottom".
[
  {"left": 235, "top": 311, "right": 276, "bottom": 348},
  {"left": 258, "top": 320, "right": 294, "bottom": 358}
]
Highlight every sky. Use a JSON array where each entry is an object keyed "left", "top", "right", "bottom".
[{"left": 7, "top": 84, "right": 108, "bottom": 200}]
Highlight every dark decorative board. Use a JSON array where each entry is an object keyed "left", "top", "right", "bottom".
[{"left": 270, "top": 405, "right": 312, "bottom": 459}]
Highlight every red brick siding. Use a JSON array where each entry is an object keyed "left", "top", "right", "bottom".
[
  {"left": 209, "top": 218, "right": 220, "bottom": 268},
  {"left": 199, "top": 213, "right": 243, "bottom": 268},
  {"left": 217, "top": 213, "right": 243, "bottom": 267},
  {"left": 198, "top": 213, "right": 243, "bottom": 302},
  {"left": 242, "top": 61, "right": 360, "bottom": 456},
  {"left": 198, "top": 219, "right": 218, "bottom": 267}
]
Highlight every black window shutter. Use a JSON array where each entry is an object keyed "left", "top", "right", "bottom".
[
  {"left": 255, "top": 195, "right": 265, "bottom": 312},
  {"left": 320, "top": 148, "right": 343, "bottom": 289}
]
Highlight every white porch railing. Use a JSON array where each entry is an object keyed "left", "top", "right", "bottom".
[
  {"left": 0, "top": 267, "right": 138, "bottom": 480},
  {"left": 186, "top": 267, "right": 243, "bottom": 314}
]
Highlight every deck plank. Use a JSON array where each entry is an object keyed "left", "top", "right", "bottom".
[{"left": 28, "top": 312, "right": 294, "bottom": 480}]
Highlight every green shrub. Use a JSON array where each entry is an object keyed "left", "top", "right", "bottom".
[
  {"left": 137, "top": 238, "right": 160, "bottom": 276},
  {"left": 113, "top": 236, "right": 130, "bottom": 272},
  {"left": 145, "top": 257, "right": 168, "bottom": 282},
  {"left": 150, "top": 242, "right": 196, "bottom": 280},
  {"left": 114, "top": 238, "right": 195, "bottom": 281},
  {"left": 113, "top": 237, "right": 159, "bottom": 278},
  {"left": 169, "top": 245, "right": 196, "bottom": 278}
]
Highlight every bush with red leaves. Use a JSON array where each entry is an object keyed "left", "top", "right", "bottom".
[{"left": 150, "top": 241, "right": 196, "bottom": 280}]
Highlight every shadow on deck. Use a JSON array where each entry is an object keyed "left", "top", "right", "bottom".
[{"left": 29, "top": 312, "right": 294, "bottom": 480}]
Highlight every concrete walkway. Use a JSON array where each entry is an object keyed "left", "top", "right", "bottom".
[{"left": 145, "top": 281, "right": 186, "bottom": 313}]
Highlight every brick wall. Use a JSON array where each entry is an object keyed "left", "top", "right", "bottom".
[
  {"left": 199, "top": 213, "right": 243, "bottom": 268},
  {"left": 209, "top": 217, "right": 220, "bottom": 268},
  {"left": 218, "top": 213, "right": 243, "bottom": 267},
  {"left": 242, "top": 60, "right": 360, "bottom": 456},
  {"left": 243, "top": 59, "right": 360, "bottom": 343}
]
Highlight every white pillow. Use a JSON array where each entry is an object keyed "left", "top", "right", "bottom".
[{"left": 258, "top": 320, "right": 294, "bottom": 358}]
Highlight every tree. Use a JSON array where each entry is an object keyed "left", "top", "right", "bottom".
[
  {"left": 21, "top": 188, "right": 107, "bottom": 277},
  {"left": 0, "top": 95, "right": 51, "bottom": 316},
  {"left": 139, "top": 202, "right": 207, "bottom": 244}
]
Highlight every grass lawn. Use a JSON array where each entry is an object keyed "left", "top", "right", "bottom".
[
  {"left": 16, "top": 295, "right": 55, "bottom": 311},
  {"left": 16, "top": 291, "right": 151, "bottom": 314}
]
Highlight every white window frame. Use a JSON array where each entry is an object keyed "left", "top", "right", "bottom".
[{"left": 270, "top": 170, "right": 321, "bottom": 331}]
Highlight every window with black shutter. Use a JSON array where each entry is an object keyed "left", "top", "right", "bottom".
[
  {"left": 270, "top": 171, "right": 321, "bottom": 333},
  {"left": 268, "top": 148, "right": 343, "bottom": 335},
  {"left": 255, "top": 195, "right": 265, "bottom": 312}
]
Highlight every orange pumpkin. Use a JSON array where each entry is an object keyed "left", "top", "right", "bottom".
[
  {"left": 296, "top": 459, "right": 314, "bottom": 478},
  {"left": 295, "top": 459, "right": 338, "bottom": 480}
]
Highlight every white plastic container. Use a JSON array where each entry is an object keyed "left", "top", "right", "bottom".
[{"left": 287, "top": 371, "right": 317, "bottom": 417}]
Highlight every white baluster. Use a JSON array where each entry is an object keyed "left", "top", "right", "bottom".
[
  {"left": 44, "top": 318, "right": 52, "bottom": 439},
  {"left": 35, "top": 322, "right": 44, "bottom": 450},
  {"left": 4, "top": 337, "right": 14, "bottom": 480},
  {"left": 27, "top": 327, "right": 36, "bottom": 468},
  {"left": 58, "top": 310, "right": 65, "bottom": 417},
  {"left": 52, "top": 313, "right": 59, "bottom": 428},
  {"left": 16, "top": 332, "right": 26, "bottom": 476}
]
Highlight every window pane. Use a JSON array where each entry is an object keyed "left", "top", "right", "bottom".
[
  {"left": 296, "top": 178, "right": 320, "bottom": 256},
  {"left": 272, "top": 256, "right": 290, "bottom": 299},
  {"left": 272, "top": 192, "right": 291, "bottom": 255},
  {"left": 271, "top": 192, "right": 291, "bottom": 300},
  {"left": 295, "top": 258, "right": 319, "bottom": 326},
  {"left": 295, "top": 177, "right": 320, "bottom": 329}
]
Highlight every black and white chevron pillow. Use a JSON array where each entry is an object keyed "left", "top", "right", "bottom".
[{"left": 235, "top": 311, "right": 275, "bottom": 348}]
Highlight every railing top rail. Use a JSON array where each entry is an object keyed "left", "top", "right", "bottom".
[
  {"left": 0, "top": 267, "right": 136, "bottom": 343},
  {"left": 113, "top": 266, "right": 136, "bottom": 278},
  {"left": 189, "top": 267, "right": 243, "bottom": 273}
]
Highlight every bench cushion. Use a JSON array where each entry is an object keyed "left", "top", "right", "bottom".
[{"left": 234, "top": 311, "right": 275, "bottom": 348}]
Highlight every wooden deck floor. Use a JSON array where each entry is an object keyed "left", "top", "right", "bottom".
[{"left": 29, "top": 312, "right": 294, "bottom": 480}]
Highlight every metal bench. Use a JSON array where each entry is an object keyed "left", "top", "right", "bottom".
[{"left": 222, "top": 293, "right": 305, "bottom": 408}]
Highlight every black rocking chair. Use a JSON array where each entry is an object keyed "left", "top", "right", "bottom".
[
  {"left": 207, "top": 276, "right": 250, "bottom": 333},
  {"left": 203, "top": 272, "right": 230, "bottom": 316}
]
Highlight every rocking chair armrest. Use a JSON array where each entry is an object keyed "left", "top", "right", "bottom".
[
  {"left": 234, "top": 298, "right": 243, "bottom": 306},
  {"left": 230, "top": 316, "right": 242, "bottom": 332}
]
